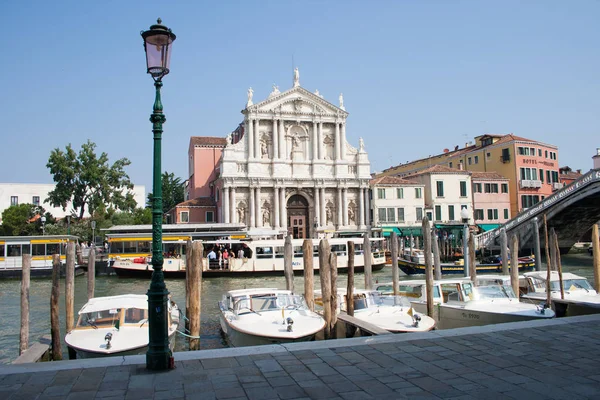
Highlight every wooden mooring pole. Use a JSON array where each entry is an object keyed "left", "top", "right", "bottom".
[
  {"left": 284, "top": 235, "right": 294, "bottom": 292},
  {"left": 552, "top": 230, "right": 564, "bottom": 300},
  {"left": 318, "top": 239, "right": 332, "bottom": 339},
  {"left": 51, "top": 254, "right": 62, "bottom": 361},
  {"left": 20, "top": 254, "right": 31, "bottom": 355},
  {"left": 76, "top": 243, "right": 83, "bottom": 266},
  {"left": 87, "top": 247, "right": 95, "bottom": 300},
  {"left": 501, "top": 229, "right": 509, "bottom": 275},
  {"left": 422, "top": 217, "right": 434, "bottom": 318},
  {"left": 189, "top": 241, "right": 202, "bottom": 351},
  {"left": 363, "top": 233, "right": 372, "bottom": 290},
  {"left": 533, "top": 217, "right": 542, "bottom": 271},
  {"left": 510, "top": 234, "right": 519, "bottom": 297},
  {"left": 468, "top": 232, "right": 477, "bottom": 284},
  {"left": 329, "top": 252, "right": 338, "bottom": 338},
  {"left": 66, "top": 242, "right": 76, "bottom": 359},
  {"left": 593, "top": 224, "right": 600, "bottom": 293},
  {"left": 432, "top": 229, "right": 442, "bottom": 281},
  {"left": 391, "top": 231, "right": 399, "bottom": 296},
  {"left": 302, "top": 239, "right": 315, "bottom": 311},
  {"left": 185, "top": 240, "right": 192, "bottom": 333},
  {"left": 543, "top": 214, "right": 552, "bottom": 308},
  {"left": 346, "top": 241, "right": 355, "bottom": 317}
]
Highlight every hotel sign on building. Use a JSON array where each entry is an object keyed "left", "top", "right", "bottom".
[{"left": 206, "top": 69, "right": 371, "bottom": 238}]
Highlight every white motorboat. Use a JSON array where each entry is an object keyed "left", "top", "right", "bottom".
[
  {"left": 65, "top": 294, "right": 180, "bottom": 358},
  {"left": 382, "top": 278, "right": 554, "bottom": 329},
  {"left": 324, "top": 288, "right": 436, "bottom": 333},
  {"left": 219, "top": 288, "right": 325, "bottom": 347},
  {"left": 519, "top": 271, "right": 600, "bottom": 316}
]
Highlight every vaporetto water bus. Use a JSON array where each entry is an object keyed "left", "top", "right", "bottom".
[
  {"left": 107, "top": 233, "right": 387, "bottom": 278},
  {"left": 0, "top": 235, "right": 82, "bottom": 278}
]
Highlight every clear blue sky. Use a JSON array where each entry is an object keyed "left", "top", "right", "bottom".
[{"left": 2, "top": 1, "right": 599, "bottom": 196}]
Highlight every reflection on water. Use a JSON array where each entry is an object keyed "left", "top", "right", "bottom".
[{"left": 0, "top": 252, "right": 595, "bottom": 363}]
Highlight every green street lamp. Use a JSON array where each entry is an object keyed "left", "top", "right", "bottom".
[{"left": 141, "top": 18, "right": 176, "bottom": 371}]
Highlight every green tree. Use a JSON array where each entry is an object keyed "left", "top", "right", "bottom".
[
  {"left": 1, "top": 204, "right": 46, "bottom": 236},
  {"left": 46, "top": 140, "right": 137, "bottom": 219},
  {"left": 147, "top": 171, "right": 185, "bottom": 213}
]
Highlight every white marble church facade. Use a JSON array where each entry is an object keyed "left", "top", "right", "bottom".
[{"left": 216, "top": 70, "right": 371, "bottom": 238}]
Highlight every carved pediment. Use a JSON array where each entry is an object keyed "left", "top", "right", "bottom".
[{"left": 250, "top": 87, "right": 347, "bottom": 116}]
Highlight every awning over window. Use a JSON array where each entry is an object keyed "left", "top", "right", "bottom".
[
  {"left": 381, "top": 227, "right": 401, "bottom": 237},
  {"left": 478, "top": 223, "right": 500, "bottom": 232},
  {"left": 397, "top": 227, "right": 423, "bottom": 237}
]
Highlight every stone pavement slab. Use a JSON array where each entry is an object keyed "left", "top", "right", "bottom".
[{"left": 1, "top": 314, "right": 600, "bottom": 399}]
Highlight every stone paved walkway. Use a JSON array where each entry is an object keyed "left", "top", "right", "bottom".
[{"left": 1, "top": 315, "right": 600, "bottom": 399}]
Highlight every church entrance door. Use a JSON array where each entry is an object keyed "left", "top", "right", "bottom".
[{"left": 287, "top": 194, "right": 309, "bottom": 239}]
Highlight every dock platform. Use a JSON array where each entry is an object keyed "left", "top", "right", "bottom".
[{"left": 1, "top": 314, "right": 600, "bottom": 399}]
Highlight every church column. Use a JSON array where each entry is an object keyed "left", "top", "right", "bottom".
[
  {"left": 359, "top": 187, "right": 365, "bottom": 228},
  {"left": 272, "top": 118, "right": 278, "bottom": 159},
  {"left": 312, "top": 121, "right": 318, "bottom": 160},
  {"left": 334, "top": 123, "right": 340, "bottom": 162},
  {"left": 314, "top": 187, "right": 320, "bottom": 227},
  {"left": 280, "top": 187, "right": 287, "bottom": 232},
  {"left": 249, "top": 186, "right": 256, "bottom": 228},
  {"left": 255, "top": 186, "right": 262, "bottom": 227},
  {"left": 279, "top": 119, "right": 285, "bottom": 160},
  {"left": 254, "top": 119, "right": 261, "bottom": 160},
  {"left": 248, "top": 118, "right": 254, "bottom": 159},
  {"left": 340, "top": 122, "right": 346, "bottom": 161},
  {"left": 337, "top": 188, "right": 343, "bottom": 228},
  {"left": 223, "top": 186, "right": 230, "bottom": 224},
  {"left": 364, "top": 187, "right": 371, "bottom": 226},
  {"left": 320, "top": 187, "right": 326, "bottom": 226},
  {"left": 318, "top": 122, "right": 323, "bottom": 160},
  {"left": 230, "top": 187, "right": 236, "bottom": 223},
  {"left": 342, "top": 188, "right": 348, "bottom": 226},
  {"left": 274, "top": 187, "right": 280, "bottom": 228}
]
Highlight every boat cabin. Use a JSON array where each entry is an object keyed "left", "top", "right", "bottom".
[{"left": 75, "top": 294, "right": 149, "bottom": 330}]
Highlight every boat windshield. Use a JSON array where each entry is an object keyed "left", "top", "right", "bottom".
[
  {"left": 353, "top": 293, "right": 411, "bottom": 309},
  {"left": 551, "top": 279, "right": 593, "bottom": 292},
  {"left": 77, "top": 308, "right": 121, "bottom": 328},
  {"left": 124, "top": 308, "right": 149, "bottom": 324},
  {"left": 234, "top": 294, "right": 307, "bottom": 315},
  {"left": 473, "top": 285, "right": 517, "bottom": 301}
]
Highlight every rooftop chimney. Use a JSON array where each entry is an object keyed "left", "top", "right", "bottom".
[
  {"left": 443, "top": 148, "right": 449, "bottom": 153},
  {"left": 597, "top": 148, "right": 600, "bottom": 156},
  {"left": 465, "top": 142, "right": 469, "bottom": 148}
]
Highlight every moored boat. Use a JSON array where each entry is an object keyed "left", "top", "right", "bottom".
[
  {"left": 396, "top": 255, "right": 536, "bottom": 276},
  {"left": 65, "top": 294, "right": 180, "bottom": 358},
  {"left": 219, "top": 288, "right": 325, "bottom": 347}
]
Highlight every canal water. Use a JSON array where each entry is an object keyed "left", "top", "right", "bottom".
[{"left": 0, "top": 252, "right": 595, "bottom": 364}]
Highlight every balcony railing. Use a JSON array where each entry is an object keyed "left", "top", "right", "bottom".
[{"left": 520, "top": 179, "right": 542, "bottom": 189}]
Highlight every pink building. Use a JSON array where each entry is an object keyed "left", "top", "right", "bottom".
[
  {"left": 187, "top": 137, "right": 226, "bottom": 200},
  {"left": 166, "top": 197, "right": 216, "bottom": 224},
  {"left": 471, "top": 171, "right": 511, "bottom": 230}
]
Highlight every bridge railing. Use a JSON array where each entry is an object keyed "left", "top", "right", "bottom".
[{"left": 476, "top": 168, "right": 600, "bottom": 248}]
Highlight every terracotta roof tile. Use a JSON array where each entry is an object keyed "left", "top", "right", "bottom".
[
  {"left": 407, "top": 165, "right": 471, "bottom": 176},
  {"left": 176, "top": 197, "right": 216, "bottom": 208},
  {"left": 370, "top": 176, "right": 422, "bottom": 186},
  {"left": 190, "top": 136, "right": 227, "bottom": 147},
  {"left": 470, "top": 171, "right": 508, "bottom": 180}
]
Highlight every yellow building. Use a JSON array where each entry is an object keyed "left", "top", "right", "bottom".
[{"left": 378, "top": 134, "right": 560, "bottom": 218}]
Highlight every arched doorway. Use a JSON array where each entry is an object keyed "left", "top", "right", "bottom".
[{"left": 287, "top": 194, "right": 309, "bottom": 239}]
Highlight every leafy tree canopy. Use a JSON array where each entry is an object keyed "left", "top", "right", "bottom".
[
  {"left": 147, "top": 171, "right": 185, "bottom": 214},
  {"left": 46, "top": 140, "right": 137, "bottom": 219},
  {"left": 1, "top": 204, "right": 48, "bottom": 236}
]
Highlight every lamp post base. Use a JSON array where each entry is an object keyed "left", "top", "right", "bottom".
[{"left": 146, "top": 270, "right": 171, "bottom": 370}]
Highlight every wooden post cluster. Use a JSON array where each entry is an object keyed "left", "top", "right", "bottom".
[
  {"left": 363, "top": 234, "right": 372, "bottom": 290},
  {"left": 552, "top": 230, "right": 564, "bottom": 300},
  {"left": 432, "top": 230, "right": 442, "bottom": 281},
  {"left": 500, "top": 229, "right": 509, "bottom": 275},
  {"left": 391, "top": 231, "right": 399, "bottom": 296},
  {"left": 51, "top": 254, "right": 62, "bottom": 361},
  {"left": 318, "top": 239, "right": 332, "bottom": 339},
  {"left": 468, "top": 233, "right": 477, "bottom": 284},
  {"left": 87, "top": 248, "right": 96, "bottom": 301},
  {"left": 510, "top": 235, "right": 519, "bottom": 297},
  {"left": 422, "top": 217, "right": 434, "bottom": 318},
  {"left": 189, "top": 241, "right": 203, "bottom": 351},
  {"left": 20, "top": 254, "right": 31, "bottom": 355},
  {"left": 284, "top": 235, "right": 294, "bottom": 292},
  {"left": 302, "top": 239, "right": 315, "bottom": 311},
  {"left": 593, "top": 224, "right": 600, "bottom": 293},
  {"left": 543, "top": 214, "right": 552, "bottom": 308}
]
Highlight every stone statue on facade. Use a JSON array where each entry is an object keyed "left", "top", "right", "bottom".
[
  {"left": 270, "top": 84, "right": 280, "bottom": 97},
  {"left": 314, "top": 89, "right": 323, "bottom": 98},
  {"left": 261, "top": 140, "right": 269, "bottom": 158},
  {"left": 348, "top": 201, "right": 356, "bottom": 225},
  {"left": 359, "top": 137, "right": 365, "bottom": 152},
  {"left": 339, "top": 93, "right": 345, "bottom": 110},
  {"left": 237, "top": 205, "right": 246, "bottom": 224},
  {"left": 246, "top": 87, "right": 254, "bottom": 107},
  {"left": 262, "top": 206, "right": 271, "bottom": 226},
  {"left": 326, "top": 202, "right": 334, "bottom": 225},
  {"left": 226, "top": 132, "right": 232, "bottom": 145},
  {"left": 293, "top": 67, "right": 300, "bottom": 87}
]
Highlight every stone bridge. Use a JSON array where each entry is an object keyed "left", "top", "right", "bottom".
[{"left": 476, "top": 168, "right": 600, "bottom": 254}]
